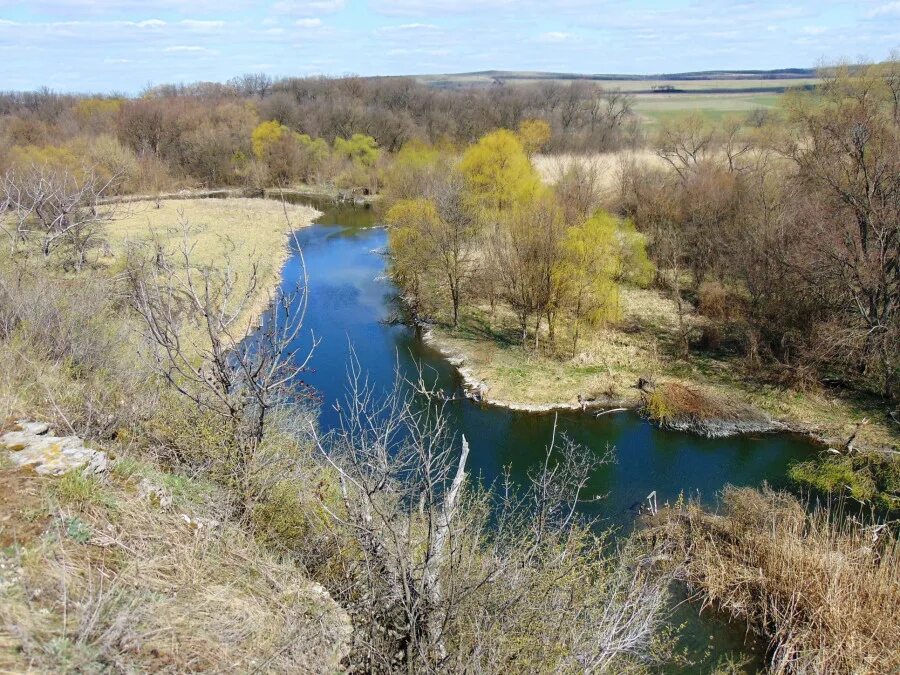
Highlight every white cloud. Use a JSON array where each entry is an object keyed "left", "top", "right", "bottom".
[
  {"left": 537, "top": 31, "right": 572, "bottom": 43},
  {"left": 866, "top": 2, "right": 900, "bottom": 18},
  {"left": 164, "top": 45, "right": 218, "bottom": 54},
  {"left": 180, "top": 19, "right": 226, "bottom": 32},
  {"left": 296, "top": 18, "right": 323, "bottom": 27},
  {"left": 270, "top": 0, "right": 345, "bottom": 14}
]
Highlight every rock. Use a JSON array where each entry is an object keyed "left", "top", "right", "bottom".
[
  {"left": 15, "top": 421, "right": 49, "bottom": 436},
  {"left": 1, "top": 424, "right": 107, "bottom": 477},
  {"left": 139, "top": 478, "right": 173, "bottom": 509}
]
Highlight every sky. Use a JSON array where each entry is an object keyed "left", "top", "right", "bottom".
[{"left": 0, "top": 1, "right": 898, "bottom": 93}]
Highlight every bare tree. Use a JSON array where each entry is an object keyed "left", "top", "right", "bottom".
[
  {"left": 655, "top": 113, "right": 715, "bottom": 181},
  {"left": 313, "top": 362, "right": 673, "bottom": 672},
  {"left": 2, "top": 165, "right": 121, "bottom": 270},
  {"left": 129, "top": 213, "right": 317, "bottom": 510}
]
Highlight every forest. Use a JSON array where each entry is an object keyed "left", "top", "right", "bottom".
[{"left": 0, "top": 59, "right": 898, "bottom": 673}]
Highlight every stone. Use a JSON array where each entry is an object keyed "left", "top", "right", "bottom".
[
  {"left": 15, "top": 421, "right": 49, "bottom": 436},
  {"left": 138, "top": 478, "right": 173, "bottom": 509},
  {"left": 1, "top": 424, "right": 107, "bottom": 477}
]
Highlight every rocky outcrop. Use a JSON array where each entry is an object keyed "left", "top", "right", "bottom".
[{"left": 1, "top": 421, "right": 107, "bottom": 476}]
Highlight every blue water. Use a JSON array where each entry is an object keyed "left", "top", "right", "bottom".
[{"left": 273, "top": 201, "right": 816, "bottom": 670}]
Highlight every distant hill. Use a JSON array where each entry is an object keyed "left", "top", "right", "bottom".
[
  {"left": 412, "top": 69, "right": 819, "bottom": 93},
  {"left": 440, "top": 68, "right": 815, "bottom": 81}
]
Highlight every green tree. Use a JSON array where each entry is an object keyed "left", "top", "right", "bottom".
[
  {"left": 459, "top": 129, "right": 541, "bottom": 213},
  {"left": 556, "top": 211, "right": 621, "bottom": 356},
  {"left": 251, "top": 120, "right": 286, "bottom": 159},
  {"left": 333, "top": 133, "right": 380, "bottom": 167}
]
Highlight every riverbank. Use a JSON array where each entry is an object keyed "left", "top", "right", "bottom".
[
  {"left": 109, "top": 197, "right": 320, "bottom": 338},
  {"left": 423, "top": 287, "right": 898, "bottom": 453},
  {"left": 100, "top": 185, "right": 377, "bottom": 207}
]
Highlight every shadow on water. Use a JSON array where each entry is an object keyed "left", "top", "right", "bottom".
[{"left": 269, "top": 195, "right": 816, "bottom": 672}]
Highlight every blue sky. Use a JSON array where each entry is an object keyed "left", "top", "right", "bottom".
[{"left": 0, "top": 1, "right": 898, "bottom": 93}]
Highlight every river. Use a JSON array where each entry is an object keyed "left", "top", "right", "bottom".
[{"left": 272, "top": 195, "right": 817, "bottom": 671}]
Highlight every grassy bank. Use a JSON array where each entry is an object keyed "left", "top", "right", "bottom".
[
  {"left": 0, "top": 455, "right": 350, "bottom": 673},
  {"left": 108, "top": 197, "right": 319, "bottom": 335},
  {"left": 0, "top": 196, "right": 348, "bottom": 672},
  {"left": 426, "top": 285, "right": 898, "bottom": 453}
]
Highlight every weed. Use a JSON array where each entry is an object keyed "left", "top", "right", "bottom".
[
  {"left": 55, "top": 471, "right": 115, "bottom": 511},
  {"left": 64, "top": 516, "right": 91, "bottom": 544}
]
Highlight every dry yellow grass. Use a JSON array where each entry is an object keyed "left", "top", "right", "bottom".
[
  {"left": 430, "top": 285, "right": 697, "bottom": 407},
  {"left": 0, "top": 457, "right": 350, "bottom": 673},
  {"left": 532, "top": 150, "right": 667, "bottom": 195},
  {"left": 107, "top": 197, "right": 320, "bottom": 338},
  {"left": 653, "top": 486, "right": 900, "bottom": 674}
]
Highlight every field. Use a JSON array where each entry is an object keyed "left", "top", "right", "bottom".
[{"left": 631, "top": 92, "right": 783, "bottom": 125}]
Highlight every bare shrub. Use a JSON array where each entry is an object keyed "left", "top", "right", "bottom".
[
  {"left": 2, "top": 165, "right": 121, "bottom": 270},
  {"left": 128, "top": 216, "right": 316, "bottom": 512},
  {"left": 0, "top": 256, "right": 142, "bottom": 438}
]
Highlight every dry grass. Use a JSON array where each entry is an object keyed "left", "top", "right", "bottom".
[
  {"left": 653, "top": 486, "right": 900, "bottom": 674},
  {"left": 644, "top": 381, "right": 769, "bottom": 428},
  {"left": 532, "top": 150, "right": 666, "bottom": 195},
  {"left": 430, "top": 285, "right": 698, "bottom": 407},
  {"left": 0, "top": 456, "right": 351, "bottom": 673},
  {"left": 107, "top": 197, "right": 320, "bottom": 334}
]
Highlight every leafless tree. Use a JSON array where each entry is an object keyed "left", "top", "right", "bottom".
[
  {"left": 129, "top": 213, "right": 317, "bottom": 510},
  {"left": 312, "top": 361, "right": 673, "bottom": 672},
  {"left": 655, "top": 113, "right": 715, "bottom": 181},
  {"left": 2, "top": 165, "right": 121, "bottom": 270}
]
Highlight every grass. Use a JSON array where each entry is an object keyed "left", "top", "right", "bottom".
[
  {"left": 415, "top": 72, "right": 819, "bottom": 92},
  {"left": 632, "top": 92, "right": 783, "bottom": 126},
  {"left": 532, "top": 149, "right": 667, "bottom": 197},
  {"left": 429, "top": 284, "right": 899, "bottom": 452},
  {"left": 651, "top": 486, "right": 900, "bottom": 673},
  {"left": 107, "top": 197, "right": 319, "bottom": 336},
  {"left": 0, "top": 456, "right": 351, "bottom": 673}
]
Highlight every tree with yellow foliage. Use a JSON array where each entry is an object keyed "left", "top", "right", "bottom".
[
  {"left": 517, "top": 119, "right": 551, "bottom": 156},
  {"left": 459, "top": 129, "right": 540, "bottom": 213},
  {"left": 555, "top": 211, "right": 622, "bottom": 356}
]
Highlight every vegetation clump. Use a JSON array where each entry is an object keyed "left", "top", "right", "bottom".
[
  {"left": 642, "top": 381, "right": 773, "bottom": 437},
  {"left": 651, "top": 486, "right": 900, "bottom": 674}
]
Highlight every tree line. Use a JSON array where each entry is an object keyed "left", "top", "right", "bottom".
[{"left": 0, "top": 75, "right": 635, "bottom": 195}]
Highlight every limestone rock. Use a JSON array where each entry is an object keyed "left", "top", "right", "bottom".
[
  {"left": 1, "top": 423, "right": 107, "bottom": 476},
  {"left": 16, "top": 421, "right": 50, "bottom": 436}
]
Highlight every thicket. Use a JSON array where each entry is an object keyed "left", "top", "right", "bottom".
[
  {"left": 0, "top": 75, "right": 635, "bottom": 195},
  {"left": 384, "top": 129, "right": 652, "bottom": 354},
  {"left": 649, "top": 486, "right": 900, "bottom": 674},
  {"left": 619, "top": 61, "right": 899, "bottom": 405}
]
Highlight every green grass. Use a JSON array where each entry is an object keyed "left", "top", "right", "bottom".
[
  {"left": 633, "top": 93, "right": 783, "bottom": 125},
  {"left": 54, "top": 470, "right": 116, "bottom": 511}
]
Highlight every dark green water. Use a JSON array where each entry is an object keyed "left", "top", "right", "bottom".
[{"left": 274, "top": 197, "right": 816, "bottom": 671}]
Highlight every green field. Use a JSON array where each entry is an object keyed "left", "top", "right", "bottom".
[
  {"left": 632, "top": 92, "right": 784, "bottom": 125},
  {"left": 414, "top": 69, "right": 814, "bottom": 125}
]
